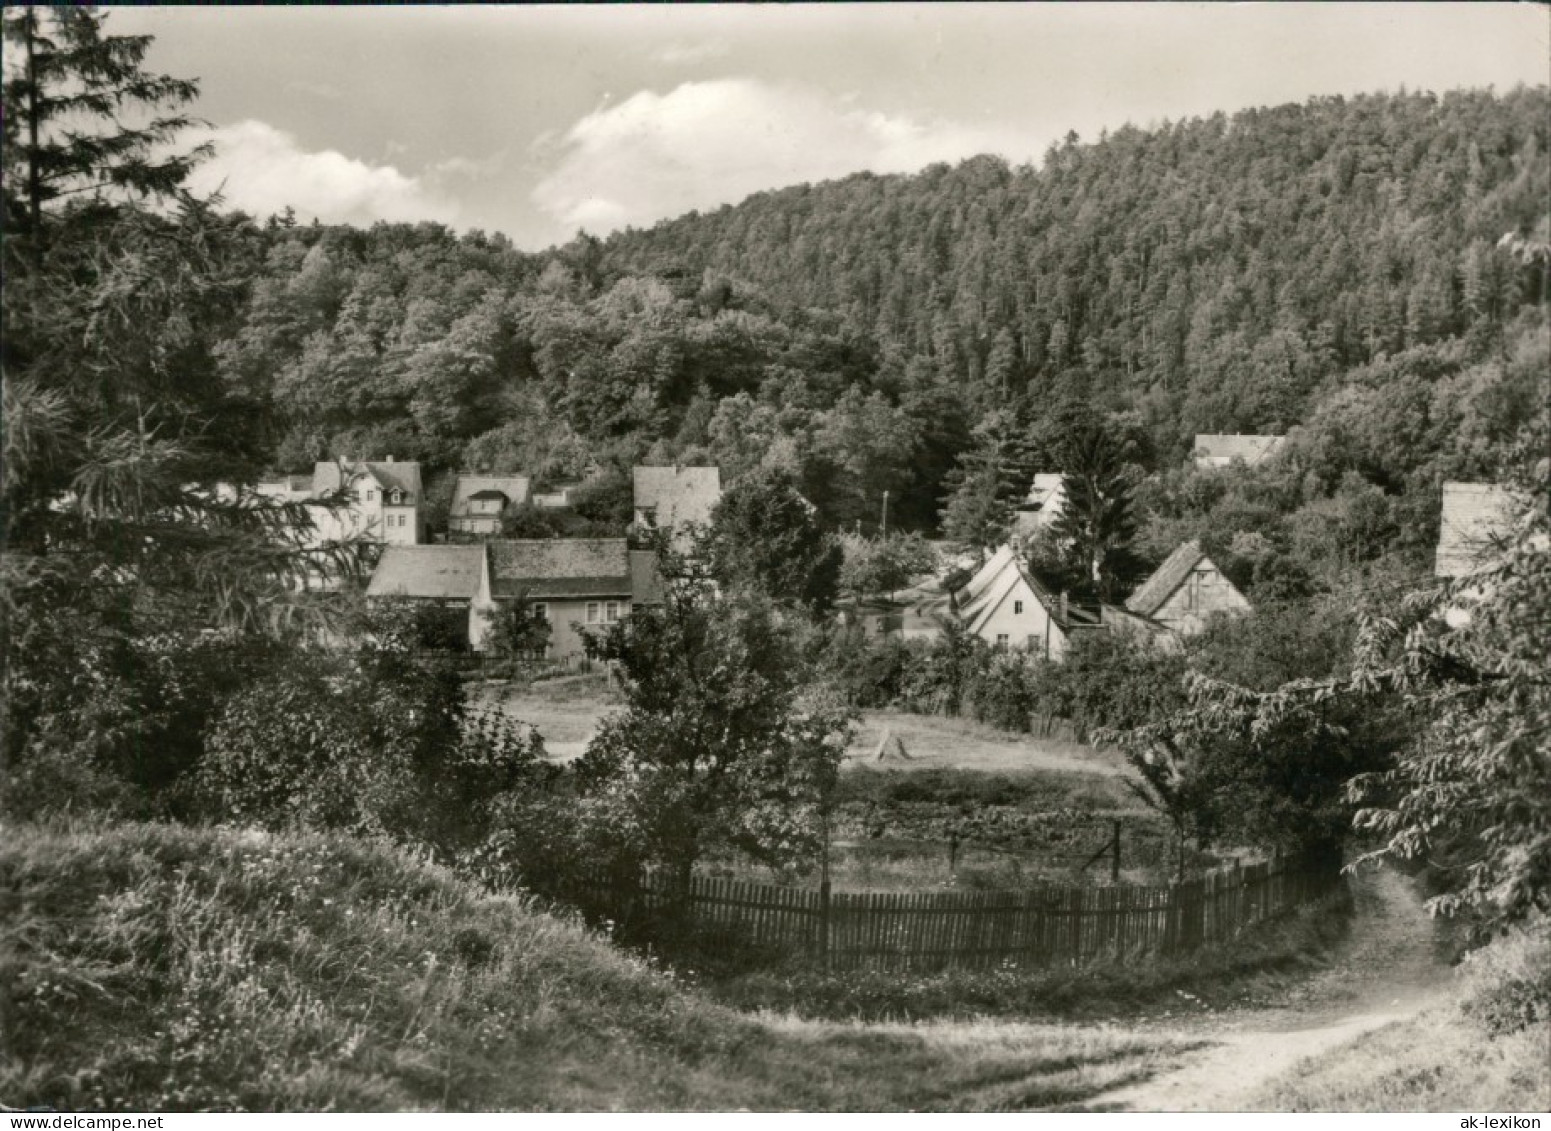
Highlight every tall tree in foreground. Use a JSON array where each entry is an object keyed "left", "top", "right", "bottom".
[
  {"left": 3, "top": 7, "right": 207, "bottom": 247},
  {"left": 1, "top": 9, "right": 362, "bottom": 815}
]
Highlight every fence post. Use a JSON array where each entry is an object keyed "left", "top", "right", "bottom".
[
  {"left": 818, "top": 878, "right": 832, "bottom": 971},
  {"left": 1069, "top": 886, "right": 1085, "bottom": 963}
]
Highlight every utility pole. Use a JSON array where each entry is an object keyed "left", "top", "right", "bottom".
[{"left": 880, "top": 490, "right": 889, "bottom": 537}]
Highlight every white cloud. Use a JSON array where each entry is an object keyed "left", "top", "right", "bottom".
[
  {"left": 187, "top": 120, "right": 461, "bottom": 227},
  {"left": 531, "top": 78, "right": 1035, "bottom": 236}
]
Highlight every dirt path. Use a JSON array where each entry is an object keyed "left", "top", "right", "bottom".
[{"left": 1084, "top": 864, "right": 1455, "bottom": 1111}]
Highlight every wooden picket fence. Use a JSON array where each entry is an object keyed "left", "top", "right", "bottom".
[{"left": 564, "top": 854, "right": 1338, "bottom": 971}]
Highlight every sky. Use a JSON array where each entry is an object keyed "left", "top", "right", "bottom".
[{"left": 97, "top": 3, "right": 1551, "bottom": 251}]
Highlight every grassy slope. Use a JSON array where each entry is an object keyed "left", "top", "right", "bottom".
[
  {"left": 1, "top": 822, "right": 1191, "bottom": 1113},
  {"left": 1248, "top": 927, "right": 1551, "bottom": 1112}
]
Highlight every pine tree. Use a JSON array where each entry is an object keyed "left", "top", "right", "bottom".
[
  {"left": 2, "top": 8, "right": 207, "bottom": 246},
  {"left": 2, "top": 9, "right": 362, "bottom": 814},
  {"left": 1048, "top": 412, "right": 1143, "bottom": 604}
]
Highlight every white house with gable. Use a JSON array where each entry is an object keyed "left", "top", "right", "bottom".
[
  {"left": 946, "top": 544, "right": 1078, "bottom": 660},
  {"left": 310, "top": 457, "right": 424, "bottom": 546}
]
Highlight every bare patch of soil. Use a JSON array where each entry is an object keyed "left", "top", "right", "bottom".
[{"left": 1082, "top": 864, "right": 1456, "bottom": 1111}]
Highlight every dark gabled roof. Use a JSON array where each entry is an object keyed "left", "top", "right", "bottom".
[
  {"left": 313, "top": 459, "right": 423, "bottom": 500},
  {"left": 1435, "top": 482, "right": 1520, "bottom": 578},
  {"left": 1125, "top": 541, "right": 1208, "bottom": 616},
  {"left": 365, "top": 545, "right": 483, "bottom": 601},
  {"left": 487, "top": 538, "right": 633, "bottom": 599}
]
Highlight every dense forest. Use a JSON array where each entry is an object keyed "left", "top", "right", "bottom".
[{"left": 210, "top": 86, "right": 1547, "bottom": 595}]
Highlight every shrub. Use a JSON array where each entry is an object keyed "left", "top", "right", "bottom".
[
  {"left": 1459, "top": 925, "right": 1551, "bottom": 1036},
  {"left": 196, "top": 631, "right": 546, "bottom": 856}
]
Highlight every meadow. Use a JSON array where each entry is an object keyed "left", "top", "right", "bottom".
[
  {"left": 2, "top": 822, "right": 1199, "bottom": 1113},
  {"left": 474, "top": 673, "right": 1128, "bottom": 777}
]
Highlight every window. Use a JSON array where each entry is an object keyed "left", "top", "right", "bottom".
[
  {"left": 1014, "top": 600, "right": 1024, "bottom": 614},
  {"left": 995, "top": 633, "right": 1009, "bottom": 650},
  {"left": 1185, "top": 569, "right": 1211, "bottom": 611},
  {"left": 366, "top": 489, "right": 375, "bottom": 502},
  {"left": 605, "top": 600, "right": 620, "bottom": 622},
  {"left": 532, "top": 603, "right": 548, "bottom": 621},
  {"left": 397, "top": 514, "right": 406, "bottom": 528},
  {"left": 586, "top": 601, "right": 601, "bottom": 624}
]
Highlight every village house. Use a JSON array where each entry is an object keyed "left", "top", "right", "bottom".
[
  {"left": 1193, "top": 434, "right": 1286, "bottom": 469},
  {"left": 1434, "top": 481, "right": 1522, "bottom": 578},
  {"left": 1014, "top": 472, "right": 1067, "bottom": 540},
  {"left": 470, "top": 538, "right": 665, "bottom": 660},
  {"left": 1433, "top": 481, "right": 1534, "bottom": 629},
  {"left": 365, "top": 544, "right": 486, "bottom": 641},
  {"left": 252, "top": 473, "right": 313, "bottom": 504},
  {"left": 448, "top": 473, "right": 531, "bottom": 536},
  {"left": 1124, "top": 540, "right": 1251, "bottom": 636},
  {"left": 1098, "top": 602, "right": 1179, "bottom": 650},
  {"left": 632, "top": 465, "right": 722, "bottom": 549},
  {"left": 531, "top": 483, "right": 582, "bottom": 509},
  {"left": 904, "top": 544, "right": 1085, "bottom": 659},
  {"left": 308, "top": 457, "right": 424, "bottom": 545}
]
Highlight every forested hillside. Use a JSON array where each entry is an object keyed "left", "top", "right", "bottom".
[{"left": 223, "top": 87, "right": 1547, "bottom": 583}]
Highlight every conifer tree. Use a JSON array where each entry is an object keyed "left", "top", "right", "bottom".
[{"left": 2, "top": 8, "right": 362, "bottom": 814}]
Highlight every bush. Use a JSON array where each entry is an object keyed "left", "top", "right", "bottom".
[
  {"left": 965, "top": 651, "right": 1038, "bottom": 731},
  {"left": 1459, "top": 925, "right": 1551, "bottom": 1036},
  {"left": 1027, "top": 630, "right": 1187, "bottom": 735},
  {"left": 195, "top": 632, "right": 546, "bottom": 856}
]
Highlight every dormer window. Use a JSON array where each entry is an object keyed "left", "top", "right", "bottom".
[{"left": 389, "top": 489, "right": 404, "bottom": 505}]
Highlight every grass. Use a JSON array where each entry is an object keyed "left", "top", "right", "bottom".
[
  {"left": 477, "top": 679, "right": 1126, "bottom": 778},
  {"left": 471, "top": 673, "right": 618, "bottom": 762},
  {"left": 848, "top": 710, "right": 1127, "bottom": 776},
  {"left": 704, "top": 888, "right": 1355, "bottom": 1024},
  {"left": 1248, "top": 925, "right": 1551, "bottom": 1112},
  {"left": 2, "top": 820, "right": 1194, "bottom": 1112}
]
